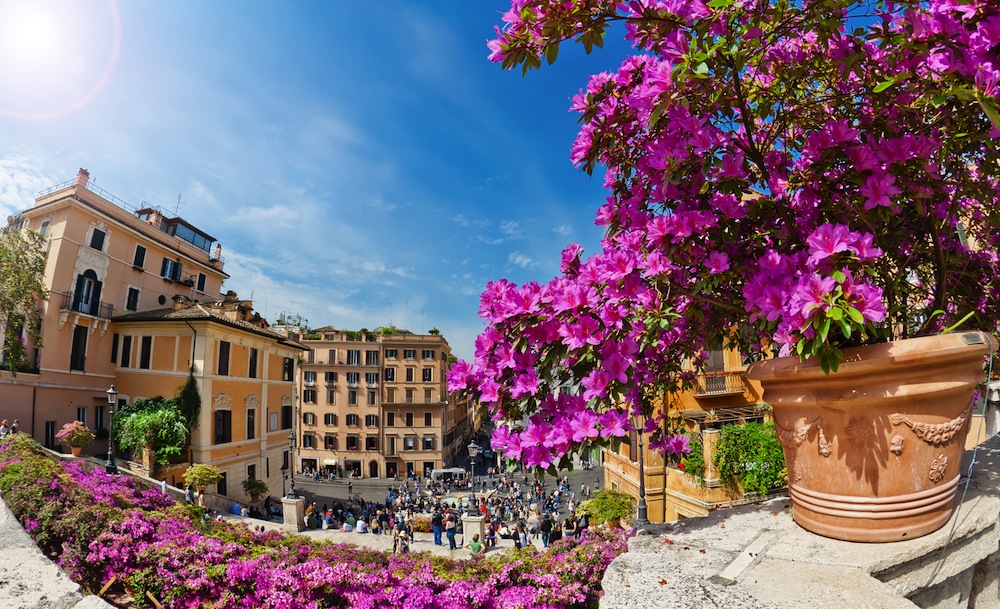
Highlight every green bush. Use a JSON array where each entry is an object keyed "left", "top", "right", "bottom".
[
  {"left": 577, "top": 489, "right": 635, "bottom": 525},
  {"left": 680, "top": 431, "right": 706, "bottom": 485},
  {"left": 713, "top": 422, "right": 787, "bottom": 496},
  {"left": 116, "top": 399, "right": 190, "bottom": 465}
]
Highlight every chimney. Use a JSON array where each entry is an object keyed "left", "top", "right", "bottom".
[
  {"left": 75, "top": 168, "right": 90, "bottom": 188},
  {"left": 172, "top": 294, "right": 190, "bottom": 310}
]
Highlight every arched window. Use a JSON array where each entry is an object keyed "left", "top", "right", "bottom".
[{"left": 72, "top": 269, "right": 102, "bottom": 315}]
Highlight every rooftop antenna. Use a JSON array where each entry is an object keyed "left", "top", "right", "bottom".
[
  {"left": 387, "top": 301, "right": 393, "bottom": 325},
  {"left": 173, "top": 193, "right": 183, "bottom": 216}
]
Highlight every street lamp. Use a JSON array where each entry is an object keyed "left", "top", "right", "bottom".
[
  {"left": 105, "top": 385, "right": 119, "bottom": 474},
  {"left": 287, "top": 431, "right": 297, "bottom": 498},
  {"left": 636, "top": 433, "right": 650, "bottom": 527},
  {"left": 467, "top": 441, "right": 479, "bottom": 504}
]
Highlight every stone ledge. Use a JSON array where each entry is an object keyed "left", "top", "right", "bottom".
[{"left": 601, "top": 435, "right": 1000, "bottom": 609}]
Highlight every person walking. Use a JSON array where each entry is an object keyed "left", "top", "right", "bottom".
[
  {"left": 445, "top": 513, "right": 457, "bottom": 550},
  {"left": 431, "top": 509, "right": 443, "bottom": 545},
  {"left": 540, "top": 513, "right": 553, "bottom": 548}
]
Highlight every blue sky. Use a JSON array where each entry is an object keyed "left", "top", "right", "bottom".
[{"left": 0, "top": 1, "right": 632, "bottom": 361}]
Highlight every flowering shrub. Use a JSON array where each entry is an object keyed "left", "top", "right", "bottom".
[
  {"left": 55, "top": 420, "right": 95, "bottom": 448},
  {"left": 450, "top": 0, "right": 1000, "bottom": 470},
  {"left": 0, "top": 434, "right": 630, "bottom": 609}
]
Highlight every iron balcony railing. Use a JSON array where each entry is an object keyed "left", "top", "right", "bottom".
[
  {"left": 693, "top": 371, "right": 748, "bottom": 397},
  {"left": 58, "top": 291, "right": 114, "bottom": 320}
]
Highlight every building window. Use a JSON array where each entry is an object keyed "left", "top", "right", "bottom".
[
  {"left": 197, "top": 273, "right": 207, "bottom": 292},
  {"left": 424, "top": 412, "right": 432, "bottom": 427},
  {"left": 90, "top": 228, "right": 106, "bottom": 251},
  {"left": 346, "top": 372, "right": 359, "bottom": 387},
  {"left": 281, "top": 405, "right": 292, "bottom": 430},
  {"left": 39, "top": 219, "right": 50, "bottom": 237},
  {"left": 214, "top": 410, "right": 232, "bottom": 444},
  {"left": 403, "top": 437, "right": 416, "bottom": 451},
  {"left": 248, "top": 348, "right": 258, "bottom": 378},
  {"left": 247, "top": 409, "right": 256, "bottom": 440},
  {"left": 121, "top": 335, "right": 132, "bottom": 368},
  {"left": 424, "top": 389, "right": 432, "bottom": 402},
  {"left": 405, "top": 412, "right": 413, "bottom": 427},
  {"left": 76, "top": 407, "right": 88, "bottom": 426},
  {"left": 346, "top": 436, "right": 359, "bottom": 451},
  {"left": 365, "top": 350, "right": 379, "bottom": 366},
  {"left": 386, "top": 388, "right": 395, "bottom": 402},
  {"left": 365, "top": 372, "right": 379, "bottom": 386},
  {"left": 72, "top": 269, "right": 102, "bottom": 315},
  {"left": 70, "top": 325, "right": 87, "bottom": 371},
  {"left": 324, "top": 371, "right": 338, "bottom": 384},
  {"left": 303, "top": 434, "right": 315, "bottom": 449},
  {"left": 282, "top": 358, "right": 294, "bottom": 381},
  {"left": 304, "top": 370, "right": 317, "bottom": 385},
  {"left": 406, "top": 368, "right": 414, "bottom": 382},
  {"left": 384, "top": 367, "right": 395, "bottom": 382},
  {"left": 348, "top": 390, "right": 357, "bottom": 406},
  {"left": 328, "top": 349, "right": 336, "bottom": 363},
  {"left": 387, "top": 436, "right": 397, "bottom": 456},
  {"left": 161, "top": 258, "right": 181, "bottom": 281},
  {"left": 404, "top": 349, "right": 416, "bottom": 360},
  {"left": 346, "top": 414, "right": 359, "bottom": 427},
  {"left": 347, "top": 350, "right": 360, "bottom": 365},
  {"left": 44, "top": 421, "right": 57, "bottom": 449},
  {"left": 247, "top": 464, "right": 256, "bottom": 481},
  {"left": 270, "top": 412, "right": 279, "bottom": 432},
  {"left": 303, "top": 389, "right": 317, "bottom": 404},
  {"left": 405, "top": 389, "right": 414, "bottom": 404},
  {"left": 422, "top": 368, "right": 432, "bottom": 382},
  {"left": 139, "top": 336, "right": 152, "bottom": 369},
  {"left": 385, "top": 349, "right": 397, "bottom": 359},
  {"left": 324, "top": 435, "right": 337, "bottom": 450},
  {"left": 218, "top": 341, "right": 230, "bottom": 375},
  {"left": 326, "top": 389, "right": 336, "bottom": 404},
  {"left": 367, "top": 390, "right": 376, "bottom": 406},
  {"left": 303, "top": 412, "right": 316, "bottom": 425},
  {"left": 125, "top": 287, "right": 140, "bottom": 311},
  {"left": 324, "top": 413, "right": 337, "bottom": 426},
  {"left": 387, "top": 413, "right": 395, "bottom": 427},
  {"left": 217, "top": 473, "right": 228, "bottom": 496},
  {"left": 365, "top": 414, "right": 379, "bottom": 427},
  {"left": 132, "top": 245, "right": 146, "bottom": 268},
  {"left": 422, "top": 436, "right": 435, "bottom": 450},
  {"left": 366, "top": 437, "right": 378, "bottom": 451},
  {"left": 422, "top": 349, "right": 434, "bottom": 360},
  {"left": 111, "top": 333, "right": 119, "bottom": 364}
]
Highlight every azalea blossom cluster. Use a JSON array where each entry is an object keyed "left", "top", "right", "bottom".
[
  {"left": 0, "top": 434, "right": 630, "bottom": 609},
  {"left": 450, "top": 0, "right": 1000, "bottom": 468}
]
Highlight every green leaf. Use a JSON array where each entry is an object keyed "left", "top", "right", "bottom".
[
  {"left": 846, "top": 306, "right": 864, "bottom": 324},
  {"left": 978, "top": 96, "right": 1000, "bottom": 131},
  {"left": 693, "top": 62, "right": 710, "bottom": 76},
  {"left": 828, "top": 307, "right": 843, "bottom": 321},
  {"left": 544, "top": 41, "right": 560, "bottom": 66},
  {"left": 873, "top": 78, "right": 896, "bottom": 93}
]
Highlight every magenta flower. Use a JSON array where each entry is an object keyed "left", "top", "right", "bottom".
[{"left": 859, "top": 172, "right": 902, "bottom": 209}]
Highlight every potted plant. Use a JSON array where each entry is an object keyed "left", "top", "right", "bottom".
[
  {"left": 55, "top": 421, "right": 95, "bottom": 457},
  {"left": 578, "top": 489, "right": 636, "bottom": 529},
  {"left": 183, "top": 463, "right": 222, "bottom": 493},
  {"left": 242, "top": 478, "right": 269, "bottom": 503},
  {"left": 450, "top": 0, "right": 1000, "bottom": 542}
]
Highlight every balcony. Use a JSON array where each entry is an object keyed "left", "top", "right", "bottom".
[
  {"left": 693, "top": 371, "right": 747, "bottom": 397},
  {"left": 304, "top": 379, "right": 316, "bottom": 387},
  {"left": 58, "top": 291, "right": 113, "bottom": 320},
  {"left": 347, "top": 382, "right": 358, "bottom": 388},
  {"left": 367, "top": 382, "right": 378, "bottom": 389}
]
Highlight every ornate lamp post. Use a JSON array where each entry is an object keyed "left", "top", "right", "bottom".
[
  {"left": 105, "top": 385, "right": 119, "bottom": 474},
  {"left": 467, "top": 441, "right": 479, "bottom": 504},
  {"left": 287, "top": 431, "right": 298, "bottom": 498}
]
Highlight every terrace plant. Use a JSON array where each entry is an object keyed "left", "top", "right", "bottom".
[
  {"left": 55, "top": 420, "right": 95, "bottom": 448},
  {"left": 183, "top": 463, "right": 222, "bottom": 491},
  {"left": 449, "top": 0, "right": 1000, "bottom": 471},
  {"left": 578, "top": 489, "right": 635, "bottom": 527},
  {"left": 241, "top": 477, "right": 269, "bottom": 501}
]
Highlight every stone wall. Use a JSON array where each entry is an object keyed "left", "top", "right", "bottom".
[{"left": 600, "top": 435, "right": 1000, "bottom": 608}]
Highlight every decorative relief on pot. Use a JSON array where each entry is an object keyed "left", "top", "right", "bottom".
[
  {"left": 846, "top": 417, "right": 875, "bottom": 448},
  {"left": 775, "top": 417, "right": 831, "bottom": 457},
  {"left": 929, "top": 455, "right": 948, "bottom": 482},
  {"left": 889, "top": 435, "right": 905, "bottom": 456},
  {"left": 890, "top": 401, "right": 973, "bottom": 446}
]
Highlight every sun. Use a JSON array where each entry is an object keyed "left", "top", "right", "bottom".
[{"left": 0, "top": 0, "right": 120, "bottom": 121}]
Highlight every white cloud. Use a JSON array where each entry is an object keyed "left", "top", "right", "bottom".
[
  {"left": 499, "top": 220, "right": 522, "bottom": 239},
  {"left": 0, "top": 153, "right": 59, "bottom": 218},
  {"left": 508, "top": 251, "right": 534, "bottom": 269},
  {"left": 553, "top": 224, "right": 572, "bottom": 236}
]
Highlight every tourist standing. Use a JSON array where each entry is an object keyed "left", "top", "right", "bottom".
[
  {"left": 540, "top": 513, "right": 553, "bottom": 548},
  {"left": 445, "top": 513, "right": 457, "bottom": 550},
  {"left": 432, "top": 510, "right": 443, "bottom": 545}
]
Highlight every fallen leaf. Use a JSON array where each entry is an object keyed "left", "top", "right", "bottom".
[
  {"left": 720, "top": 524, "right": 726, "bottom": 529},
  {"left": 772, "top": 511, "right": 779, "bottom": 516},
  {"left": 683, "top": 546, "right": 690, "bottom": 550},
  {"left": 663, "top": 539, "right": 675, "bottom": 545},
  {"left": 659, "top": 579, "right": 667, "bottom": 586},
  {"left": 699, "top": 549, "right": 706, "bottom": 553}
]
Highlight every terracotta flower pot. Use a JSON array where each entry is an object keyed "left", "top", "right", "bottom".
[
  {"left": 70, "top": 446, "right": 83, "bottom": 457},
  {"left": 748, "top": 332, "right": 994, "bottom": 542}
]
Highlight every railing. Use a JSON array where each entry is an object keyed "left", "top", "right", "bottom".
[
  {"left": 693, "top": 371, "right": 747, "bottom": 397},
  {"left": 385, "top": 397, "right": 447, "bottom": 405},
  {"left": 59, "top": 291, "right": 114, "bottom": 320}
]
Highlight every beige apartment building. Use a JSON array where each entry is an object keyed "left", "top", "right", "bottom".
[
  {"left": 1, "top": 169, "right": 302, "bottom": 499},
  {"left": 296, "top": 327, "right": 471, "bottom": 479}
]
